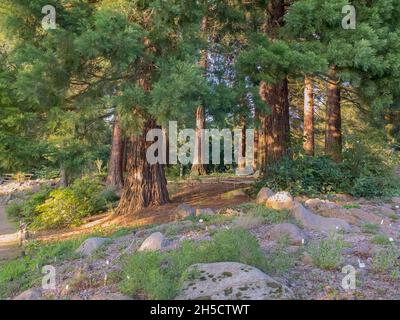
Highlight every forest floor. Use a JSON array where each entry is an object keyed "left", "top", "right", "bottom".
[{"left": 1, "top": 178, "right": 400, "bottom": 300}]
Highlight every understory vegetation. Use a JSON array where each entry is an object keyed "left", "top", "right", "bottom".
[
  {"left": 120, "top": 229, "right": 271, "bottom": 299},
  {"left": 6, "top": 176, "right": 119, "bottom": 229},
  {"left": 0, "top": 238, "right": 83, "bottom": 299},
  {"left": 253, "top": 150, "right": 400, "bottom": 198}
]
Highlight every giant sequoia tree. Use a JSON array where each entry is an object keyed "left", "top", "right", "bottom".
[{"left": 285, "top": 0, "right": 400, "bottom": 160}]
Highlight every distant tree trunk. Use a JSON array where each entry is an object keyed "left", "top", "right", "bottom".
[
  {"left": 60, "top": 164, "right": 68, "bottom": 187},
  {"left": 191, "top": 17, "right": 208, "bottom": 176},
  {"left": 106, "top": 116, "right": 124, "bottom": 190},
  {"left": 253, "top": 108, "right": 259, "bottom": 171},
  {"left": 191, "top": 106, "right": 207, "bottom": 175},
  {"left": 303, "top": 76, "right": 315, "bottom": 156},
  {"left": 116, "top": 118, "right": 169, "bottom": 214},
  {"left": 325, "top": 65, "right": 342, "bottom": 162},
  {"left": 238, "top": 115, "right": 247, "bottom": 171}
]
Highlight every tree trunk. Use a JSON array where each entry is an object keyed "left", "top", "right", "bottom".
[
  {"left": 325, "top": 65, "right": 342, "bottom": 162},
  {"left": 60, "top": 164, "right": 68, "bottom": 187},
  {"left": 303, "top": 76, "right": 315, "bottom": 156},
  {"left": 191, "top": 17, "right": 208, "bottom": 176},
  {"left": 257, "top": 0, "right": 290, "bottom": 171},
  {"left": 106, "top": 116, "right": 124, "bottom": 190},
  {"left": 259, "top": 80, "right": 290, "bottom": 166},
  {"left": 116, "top": 118, "right": 169, "bottom": 215},
  {"left": 238, "top": 115, "right": 247, "bottom": 171},
  {"left": 191, "top": 106, "right": 207, "bottom": 175},
  {"left": 253, "top": 108, "right": 259, "bottom": 171}
]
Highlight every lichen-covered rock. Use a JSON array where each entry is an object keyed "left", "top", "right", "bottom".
[
  {"left": 138, "top": 232, "right": 167, "bottom": 252},
  {"left": 176, "top": 262, "right": 294, "bottom": 300},
  {"left": 305, "top": 199, "right": 358, "bottom": 224},
  {"left": 266, "top": 223, "right": 307, "bottom": 246},
  {"left": 76, "top": 237, "right": 110, "bottom": 256},
  {"left": 256, "top": 187, "right": 275, "bottom": 205},
  {"left": 265, "top": 192, "right": 295, "bottom": 210},
  {"left": 292, "top": 202, "right": 351, "bottom": 232}
]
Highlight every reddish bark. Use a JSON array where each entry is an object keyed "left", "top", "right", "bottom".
[
  {"left": 325, "top": 65, "right": 342, "bottom": 162},
  {"left": 303, "top": 76, "right": 315, "bottom": 156},
  {"left": 106, "top": 116, "right": 124, "bottom": 190}
]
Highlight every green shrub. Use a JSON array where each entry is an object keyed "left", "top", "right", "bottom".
[
  {"left": 31, "top": 176, "right": 109, "bottom": 230},
  {"left": 5, "top": 186, "right": 52, "bottom": 223},
  {"left": 248, "top": 205, "right": 292, "bottom": 224},
  {"left": 5, "top": 203, "right": 24, "bottom": 220},
  {"left": 371, "top": 234, "right": 392, "bottom": 246},
  {"left": 252, "top": 156, "right": 346, "bottom": 197},
  {"left": 371, "top": 246, "right": 399, "bottom": 274},
  {"left": 308, "top": 233, "right": 347, "bottom": 270},
  {"left": 350, "top": 175, "right": 396, "bottom": 198},
  {"left": 120, "top": 229, "right": 269, "bottom": 299},
  {"left": 252, "top": 152, "right": 398, "bottom": 198},
  {"left": 361, "top": 223, "right": 380, "bottom": 234}
]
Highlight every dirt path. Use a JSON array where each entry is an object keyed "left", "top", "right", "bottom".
[
  {"left": 30, "top": 179, "right": 253, "bottom": 243},
  {"left": 0, "top": 202, "right": 20, "bottom": 261},
  {"left": 0, "top": 203, "right": 17, "bottom": 235}
]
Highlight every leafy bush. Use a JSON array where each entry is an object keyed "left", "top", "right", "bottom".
[
  {"left": 120, "top": 229, "right": 269, "bottom": 299},
  {"left": 6, "top": 186, "right": 52, "bottom": 223},
  {"left": 253, "top": 153, "right": 398, "bottom": 198},
  {"left": 31, "top": 176, "right": 116, "bottom": 230},
  {"left": 308, "top": 233, "right": 347, "bottom": 270},
  {"left": 253, "top": 156, "right": 346, "bottom": 197}
]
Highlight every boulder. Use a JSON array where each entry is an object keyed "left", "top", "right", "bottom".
[
  {"left": 138, "top": 232, "right": 167, "bottom": 252},
  {"left": 292, "top": 202, "right": 351, "bottom": 233},
  {"left": 265, "top": 192, "right": 294, "bottom": 211},
  {"left": 256, "top": 187, "right": 275, "bottom": 205},
  {"left": 347, "top": 208, "right": 382, "bottom": 225},
  {"left": 266, "top": 223, "right": 307, "bottom": 246},
  {"left": 305, "top": 199, "right": 358, "bottom": 224},
  {"left": 76, "top": 237, "right": 110, "bottom": 256},
  {"left": 196, "top": 208, "right": 215, "bottom": 216},
  {"left": 175, "top": 203, "right": 196, "bottom": 219},
  {"left": 176, "top": 262, "right": 293, "bottom": 300},
  {"left": 13, "top": 288, "right": 42, "bottom": 300}
]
